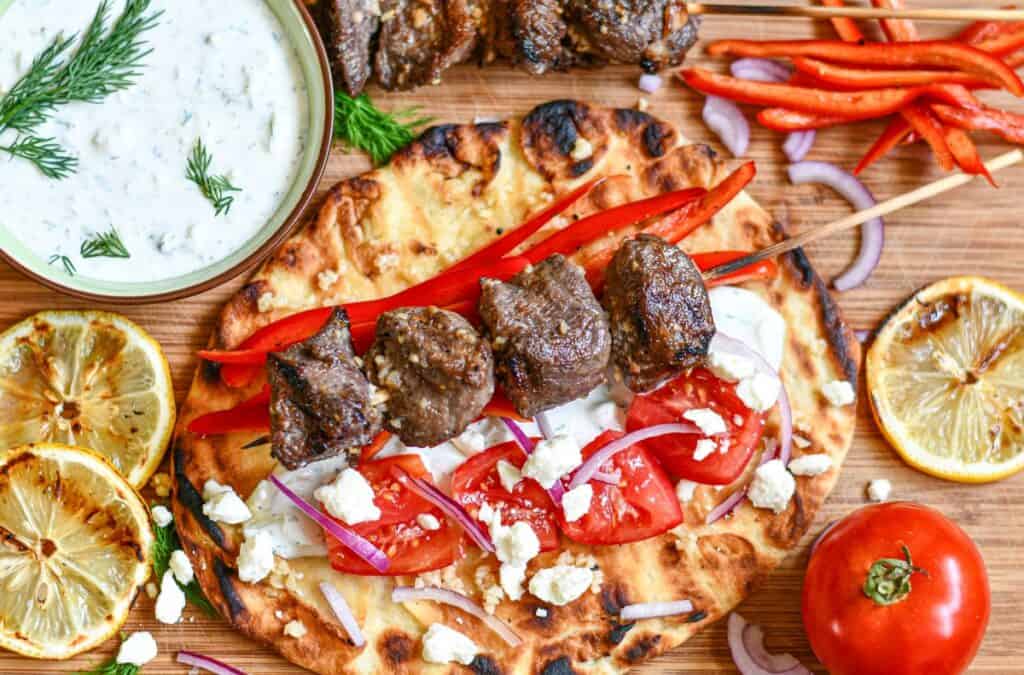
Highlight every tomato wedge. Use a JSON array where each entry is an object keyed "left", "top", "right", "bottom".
[
  {"left": 326, "top": 455, "right": 460, "bottom": 576},
  {"left": 450, "top": 441, "right": 560, "bottom": 551},
  {"left": 556, "top": 431, "right": 682, "bottom": 546},
  {"left": 626, "top": 369, "right": 766, "bottom": 485}
]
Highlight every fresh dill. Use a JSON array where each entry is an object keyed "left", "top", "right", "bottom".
[
  {"left": 151, "top": 507, "right": 218, "bottom": 617},
  {"left": 48, "top": 254, "right": 77, "bottom": 276},
  {"left": 0, "top": 0, "right": 161, "bottom": 179},
  {"left": 81, "top": 227, "right": 130, "bottom": 259},
  {"left": 75, "top": 654, "right": 140, "bottom": 675},
  {"left": 334, "top": 92, "right": 431, "bottom": 165},
  {"left": 186, "top": 138, "right": 242, "bottom": 216}
]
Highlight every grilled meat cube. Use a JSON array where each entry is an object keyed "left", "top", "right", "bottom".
[
  {"left": 322, "top": 0, "right": 380, "bottom": 95},
  {"left": 603, "top": 234, "right": 715, "bottom": 392},
  {"left": 268, "top": 309, "right": 383, "bottom": 469},
  {"left": 367, "top": 306, "right": 494, "bottom": 447},
  {"left": 567, "top": 0, "right": 700, "bottom": 71},
  {"left": 484, "top": 0, "right": 576, "bottom": 75},
  {"left": 479, "top": 254, "right": 611, "bottom": 417}
]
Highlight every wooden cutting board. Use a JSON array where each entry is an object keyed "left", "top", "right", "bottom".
[{"left": 2, "top": 4, "right": 1023, "bottom": 673}]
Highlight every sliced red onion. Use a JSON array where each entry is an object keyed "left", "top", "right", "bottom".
[
  {"left": 177, "top": 651, "right": 247, "bottom": 675},
  {"left": 592, "top": 469, "right": 622, "bottom": 485},
  {"left": 269, "top": 475, "right": 390, "bottom": 573},
  {"left": 788, "top": 161, "right": 884, "bottom": 292},
  {"left": 320, "top": 582, "right": 366, "bottom": 648},
  {"left": 703, "top": 95, "right": 750, "bottom": 158},
  {"left": 638, "top": 73, "right": 663, "bottom": 93},
  {"left": 728, "top": 613, "right": 810, "bottom": 675},
  {"left": 393, "top": 586, "right": 523, "bottom": 647},
  {"left": 730, "top": 58, "right": 791, "bottom": 83},
  {"left": 534, "top": 411, "right": 555, "bottom": 440},
  {"left": 705, "top": 488, "right": 747, "bottom": 525},
  {"left": 391, "top": 467, "right": 494, "bottom": 553},
  {"left": 568, "top": 423, "right": 699, "bottom": 490},
  {"left": 783, "top": 131, "right": 816, "bottom": 163},
  {"left": 620, "top": 599, "right": 694, "bottom": 621},
  {"left": 502, "top": 417, "right": 535, "bottom": 453}
]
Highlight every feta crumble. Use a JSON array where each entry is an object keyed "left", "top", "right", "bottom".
[
  {"left": 201, "top": 480, "right": 252, "bottom": 524},
  {"left": 747, "top": 459, "right": 796, "bottom": 514},
  {"left": 736, "top": 372, "right": 781, "bottom": 412},
  {"left": 693, "top": 438, "right": 717, "bottom": 462},
  {"left": 238, "top": 530, "right": 276, "bottom": 583},
  {"left": 155, "top": 570, "right": 186, "bottom": 624},
  {"left": 116, "top": 632, "right": 158, "bottom": 666},
  {"left": 536, "top": 607, "right": 549, "bottom": 618},
  {"left": 422, "top": 623, "right": 479, "bottom": 665},
  {"left": 493, "top": 520, "right": 541, "bottom": 568},
  {"left": 151, "top": 505, "right": 173, "bottom": 528},
  {"left": 683, "top": 408, "right": 728, "bottom": 436},
  {"left": 822, "top": 379, "right": 856, "bottom": 407},
  {"left": 284, "top": 620, "right": 307, "bottom": 638},
  {"left": 499, "top": 563, "right": 527, "bottom": 601},
  {"left": 570, "top": 137, "right": 594, "bottom": 160},
  {"left": 521, "top": 435, "right": 582, "bottom": 489},
  {"left": 496, "top": 459, "right": 523, "bottom": 493},
  {"left": 314, "top": 468, "right": 381, "bottom": 525},
  {"left": 707, "top": 349, "right": 756, "bottom": 382},
  {"left": 529, "top": 565, "right": 594, "bottom": 606},
  {"left": 561, "top": 484, "right": 593, "bottom": 523},
  {"left": 867, "top": 479, "right": 892, "bottom": 502},
  {"left": 169, "top": 550, "right": 194, "bottom": 585},
  {"left": 676, "top": 479, "right": 698, "bottom": 504},
  {"left": 417, "top": 513, "right": 441, "bottom": 531},
  {"left": 788, "top": 454, "right": 833, "bottom": 477}
]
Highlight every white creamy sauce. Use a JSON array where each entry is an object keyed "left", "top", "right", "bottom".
[
  {"left": 0, "top": 0, "right": 308, "bottom": 282},
  {"left": 709, "top": 286, "right": 787, "bottom": 371}
]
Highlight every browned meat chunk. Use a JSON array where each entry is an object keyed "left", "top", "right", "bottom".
[
  {"left": 484, "top": 0, "right": 575, "bottom": 75},
  {"left": 603, "top": 234, "right": 715, "bottom": 392},
  {"left": 367, "top": 307, "right": 494, "bottom": 447},
  {"left": 567, "top": 0, "right": 700, "bottom": 72},
  {"left": 479, "top": 254, "right": 611, "bottom": 417},
  {"left": 268, "top": 309, "right": 383, "bottom": 469}
]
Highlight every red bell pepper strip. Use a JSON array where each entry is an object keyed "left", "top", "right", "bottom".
[
  {"left": 446, "top": 178, "right": 603, "bottom": 273},
  {"left": 944, "top": 127, "right": 997, "bottom": 186},
  {"left": 478, "top": 391, "right": 531, "bottom": 423},
  {"left": 958, "top": 20, "right": 1007, "bottom": 45},
  {"left": 1007, "top": 50, "right": 1024, "bottom": 68},
  {"left": 200, "top": 307, "right": 335, "bottom": 366},
  {"left": 757, "top": 108, "right": 855, "bottom": 132},
  {"left": 854, "top": 117, "right": 912, "bottom": 175},
  {"left": 361, "top": 431, "right": 392, "bottom": 461},
  {"left": 872, "top": 0, "right": 919, "bottom": 42},
  {"left": 821, "top": 0, "right": 865, "bottom": 43},
  {"left": 187, "top": 386, "right": 271, "bottom": 436},
  {"left": 899, "top": 103, "right": 955, "bottom": 171},
  {"left": 692, "top": 251, "right": 780, "bottom": 288},
  {"left": 972, "top": 26, "right": 1024, "bottom": 57},
  {"left": 791, "top": 57, "right": 989, "bottom": 90},
  {"left": 704, "top": 40, "right": 1024, "bottom": 95},
  {"left": 932, "top": 103, "right": 1024, "bottom": 144}
]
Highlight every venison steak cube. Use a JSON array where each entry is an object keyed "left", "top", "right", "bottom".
[
  {"left": 268, "top": 309, "right": 383, "bottom": 469},
  {"left": 604, "top": 234, "right": 715, "bottom": 392},
  {"left": 367, "top": 306, "right": 494, "bottom": 447},
  {"left": 479, "top": 254, "right": 611, "bottom": 417}
]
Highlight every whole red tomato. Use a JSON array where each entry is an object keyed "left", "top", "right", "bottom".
[{"left": 803, "top": 502, "right": 990, "bottom": 675}]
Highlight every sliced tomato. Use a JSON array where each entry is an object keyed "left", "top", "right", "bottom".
[
  {"left": 556, "top": 430, "right": 682, "bottom": 546},
  {"left": 626, "top": 369, "right": 766, "bottom": 485},
  {"left": 326, "top": 455, "right": 460, "bottom": 576},
  {"left": 450, "top": 441, "right": 560, "bottom": 551}
]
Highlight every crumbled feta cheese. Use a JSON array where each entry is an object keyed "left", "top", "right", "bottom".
[
  {"left": 421, "top": 623, "right": 479, "bottom": 665},
  {"left": 561, "top": 484, "right": 593, "bottom": 523},
  {"left": 748, "top": 459, "right": 796, "bottom": 514},
  {"left": 536, "top": 607, "right": 549, "bottom": 618},
  {"left": 201, "top": 480, "right": 252, "bottom": 524},
  {"left": 451, "top": 426, "right": 488, "bottom": 456},
  {"left": 521, "top": 435, "right": 582, "bottom": 489},
  {"left": 529, "top": 565, "right": 594, "bottom": 606},
  {"left": 151, "top": 505, "right": 173, "bottom": 528},
  {"left": 570, "top": 137, "right": 594, "bottom": 160},
  {"left": 496, "top": 459, "right": 523, "bottom": 493},
  {"left": 707, "top": 349, "right": 757, "bottom": 382},
  {"left": 477, "top": 502, "right": 496, "bottom": 526},
  {"left": 317, "top": 268, "right": 339, "bottom": 290},
  {"left": 499, "top": 563, "right": 527, "bottom": 601},
  {"left": 676, "top": 479, "right": 698, "bottom": 504},
  {"left": 788, "top": 454, "right": 833, "bottom": 477},
  {"left": 636, "top": 97, "right": 649, "bottom": 112},
  {"left": 155, "top": 570, "right": 186, "bottom": 624},
  {"left": 590, "top": 401, "right": 624, "bottom": 431},
  {"left": 237, "top": 530, "right": 276, "bottom": 583},
  {"left": 313, "top": 468, "right": 381, "bottom": 525},
  {"left": 257, "top": 291, "right": 276, "bottom": 313},
  {"left": 737, "top": 372, "right": 781, "bottom": 412},
  {"left": 116, "top": 632, "right": 158, "bottom": 666},
  {"left": 792, "top": 434, "right": 812, "bottom": 449},
  {"left": 169, "top": 550, "right": 194, "bottom": 585},
  {"left": 693, "top": 438, "right": 717, "bottom": 462},
  {"left": 683, "top": 408, "right": 727, "bottom": 436},
  {"left": 822, "top": 379, "right": 856, "bottom": 407},
  {"left": 284, "top": 620, "right": 307, "bottom": 638},
  {"left": 417, "top": 513, "right": 441, "bottom": 531},
  {"left": 145, "top": 582, "right": 158, "bottom": 599},
  {"left": 867, "top": 479, "right": 892, "bottom": 502},
  {"left": 493, "top": 521, "right": 541, "bottom": 567}
]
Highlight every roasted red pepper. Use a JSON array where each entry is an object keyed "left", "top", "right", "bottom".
[
  {"left": 187, "top": 386, "right": 271, "bottom": 436},
  {"left": 873, "top": 0, "right": 919, "bottom": 42},
  {"left": 932, "top": 103, "right": 1024, "bottom": 144},
  {"left": 361, "top": 431, "right": 392, "bottom": 461},
  {"left": 757, "top": 108, "right": 854, "bottom": 132},
  {"left": 971, "top": 26, "right": 1024, "bottom": 56},
  {"left": 791, "top": 57, "right": 989, "bottom": 90},
  {"left": 900, "top": 103, "right": 955, "bottom": 171},
  {"left": 854, "top": 117, "right": 912, "bottom": 175},
  {"left": 704, "top": 40, "right": 1024, "bottom": 95},
  {"left": 944, "top": 126, "right": 997, "bottom": 186},
  {"left": 692, "top": 251, "right": 780, "bottom": 288},
  {"left": 821, "top": 0, "right": 866, "bottom": 43}
]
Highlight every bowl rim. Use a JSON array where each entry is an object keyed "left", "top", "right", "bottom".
[{"left": 0, "top": 0, "right": 335, "bottom": 305}]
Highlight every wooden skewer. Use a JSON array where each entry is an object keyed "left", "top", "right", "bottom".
[
  {"left": 686, "top": 3, "right": 1024, "bottom": 22},
  {"left": 702, "top": 149, "right": 1024, "bottom": 284}
]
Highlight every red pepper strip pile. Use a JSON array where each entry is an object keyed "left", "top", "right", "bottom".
[
  {"left": 756, "top": 108, "right": 854, "bottom": 132},
  {"left": 933, "top": 103, "right": 1024, "bottom": 144},
  {"left": 972, "top": 27, "right": 1024, "bottom": 57},
  {"left": 361, "top": 431, "right": 392, "bottom": 461},
  {"left": 704, "top": 40, "right": 1024, "bottom": 95},
  {"left": 900, "top": 103, "right": 956, "bottom": 171},
  {"left": 945, "top": 127, "right": 997, "bottom": 186},
  {"left": 854, "top": 117, "right": 912, "bottom": 175},
  {"left": 791, "top": 57, "right": 989, "bottom": 90},
  {"left": 820, "top": 0, "right": 865, "bottom": 43},
  {"left": 187, "top": 385, "right": 271, "bottom": 436},
  {"left": 692, "top": 251, "right": 780, "bottom": 288},
  {"left": 873, "top": 0, "right": 919, "bottom": 43}
]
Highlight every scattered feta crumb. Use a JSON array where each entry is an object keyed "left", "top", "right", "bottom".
[
  {"left": 792, "top": 434, "right": 811, "bottom": 449},
  {"left": 561, "top": 484, "right": 593, "bottom": 523},
  {"left": 590, "top": 401, "right": 624, "bottom": 431},
  {"left": 867, "top": 479, "right": 892, "bottom": 502},
  {"left": 155, "top": 570, "right": 186, "bottom": 624},
  {"left": 521, "top": 435, "right": 582, "bottom": 489},
  {"left": 748, "top": 459, "right": 796, "bottom": 514},
  {"left": 492, "top": 520, "right": 540, "bottom": 568},
  {"left": 151, "top": 505, "right": 173, "bottom": 528},
  {"left": 169, "top": 550, "right": 194, "bottom": 585},
  {"left": 707, "top": 349, "right": 756, "bottom": 382},
  {"left": 417, "top": 513, "right": 441, "bottom": 531},
  {"left": 499, "top": 563, "right": 527, "bottom": 601},
  {"left": 257, "top": 291, "right": 276, "bottom": 313},
  {"left": 636, "top": 97, "right": 649, "bottom": 112},
  {"left": 317, "top": 268, "right": 339, "bottom": 290},
  {"left": 737, "top": 373, "right": 781, "bottom": 412},
  {"left": 529, "top": 565, "right": 594, "bottom": 606},
  {"left": 201, "top": 480, "right": 252, "bottom": 524},
  {"left": 693, "top": 438, "right": 717, "bottom": 462},
  {"left": 496, "top": 459, "right": 523, "bottom": 493},
  {"left": 314, "top": 469, "right": 381, "bottom": 525},
  {"left": 570, "top": 137, "right": 594, "bottom": 160},
  {"left": 536, "top": 607, "right": 549, "bottom": 618},
  {"left": 284, "top": 620, "right": 307, "bottom": 638},
  {"left": 116, "top": 631, "right": 158, "bottom": 666},
  {"left": 452, "top": 426, "right": 487, "bottom": 455},
  {"left": 237, "top": 530, "right": 275, "bottom": 583},
  {"left": 145, "top": 582, "right": 158, "bottom": 600},
  {"left": 676, "top": 479, "right": 698, "bottom": 504},
  {"left": 822, "top": 379, "right": 856, "bottom": 407},
  {"left": 788, "top": 454, "right": 833, "bottom": 477},
  {"left": 421, "top": 623, "right": 479, "bottom": 665},
  {"left": 683, "top": 408, "right": 727, "bottom": 436}
]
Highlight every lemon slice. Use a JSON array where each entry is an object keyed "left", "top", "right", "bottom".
[
  {"left": 868, "top": 276, "right": 1024, "bottom": 483},
  {"left": 0, "top": 444, "right": 153, "bottom": 659},
  {"left": 0, "top": 311, "right": 175, "bottom": 488}
]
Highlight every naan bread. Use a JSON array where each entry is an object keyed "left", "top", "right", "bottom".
[{"left": 172, "top": 101, "right": 859, "bottom": 674}]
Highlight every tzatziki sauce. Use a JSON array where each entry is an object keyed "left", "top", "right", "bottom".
[{"left": 0, "top": 0, "right": 309, "bottom": 283}]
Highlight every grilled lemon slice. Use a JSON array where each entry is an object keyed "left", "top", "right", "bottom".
[
  {"left": 0, "top": 444, "right": 153, "bottom": 659},
  {"left": 868, "top": 276, "right": 1024, "bottom": 483},
  {"left": 0, "top": 311, "right": 175, "bottom": 488}
]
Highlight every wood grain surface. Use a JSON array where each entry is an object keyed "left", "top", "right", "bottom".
[{"left": 2, "top": 2, "right": 1023, "bottom": 673}]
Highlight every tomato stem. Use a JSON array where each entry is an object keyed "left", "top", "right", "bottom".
[{"left": 863, "top": 545, "right": 929, "bottom": 606}]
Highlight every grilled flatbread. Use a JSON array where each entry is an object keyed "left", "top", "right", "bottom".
[{"left": 172, "top": 100, "right": 859, "bottom": 674}]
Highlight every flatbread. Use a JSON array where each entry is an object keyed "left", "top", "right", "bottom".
[{"left": 172, "top": 100, "right": 860, "bottom": 674}]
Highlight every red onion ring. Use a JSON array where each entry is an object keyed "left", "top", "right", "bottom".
[
  {"left": 269, "top": 475, "right": 389, "bottom": 573},
  {"left": 620, "top": 599, "right": 694, "bottom": 621},
  {"left": 703, "top": 95, "right": 750, "bottom": 158},
  {"left": 638, "top": 73, "right": 663, "bottom": 93},
  {"left": 534, "top": 411, "right": 555, "bottom": 440},
  {"left": 177, "top": 651, "right": 247, "bottom": 675},
  {"left": 391, "top": 467, "right": 494, "bottom": 553},
  {"left": 705, "top": 437, "right": 780, "bottom": 525},
  {"left": 320, "top": 582, "right": 366, "bottom": 648},
  {"left": 592, "top": 469, "right": 622, "bottom": 485},
  {"left": 729, "top": 58, "right": 791, "bottom": 83},
  {"left": 393, "top": 586, "right": 523, "bottom": 647},
  {"left": 782, "top": 130, "right": 816, "bottom": 163},
  {"left": 788, "top": 161, "right": 884, "bottom": 291},
  {"left": 567, "top": 423, "right": 699, "bottom": 490},
  {"left": 727, "top": 614, "right": 810, "bottom": 675}
]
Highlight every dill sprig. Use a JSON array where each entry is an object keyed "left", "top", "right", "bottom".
[
  {"left": 76, "top": 655, "right": 140, "bottom": 675},
  {"left": 334, "top": 92, "right": 431, "bottom": 165},
  {"left": 186, "top": 138, "right": 241, "bottom": 216},
  {"left": 48, "top": 254, "right": 77, "bottom": 276},
  {"left": 151, "top": 508, "right": 217, "bottom": 617},
  {"left": 0, "top": 0, "right": 161, "bottom": 179},
  {"left": 81, "top": 227, "right": 130, "bottom": 259}
]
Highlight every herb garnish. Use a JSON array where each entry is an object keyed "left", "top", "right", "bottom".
[
  {"left": 48, "top": 254, "right": 77, "bottom": 276},
  {"left": 151, "top": 507, "right": 217, "bottom": 617},
  {"left": 0, "top": 0, "right": 161, "bottom": 179},
  {"left": 81, "top": 227, "right": 130, "bottom": 259},
  {"left": 76, "top": 648, "right": 140, "bottom": 675},
  {"left": 186, "top": 138, "right": 241, "bottom": 216},
  {"left": 334, "top": 92, "right": 431, "bottom": 165}
]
